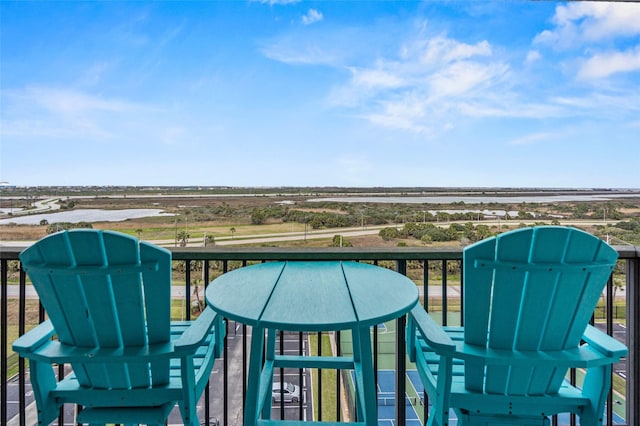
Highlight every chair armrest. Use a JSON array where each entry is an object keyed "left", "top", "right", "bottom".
[
  {"left": 12, "top": 320, "right": 55, "bottom": 355},
  {"left": 582, "top": 324, "right": 628, "bottom": 359},
  {"left": 453, "top": 341, "right": 616, "bottom": 369},
  {"left": 409, "top": 305, "right": 455, "bottom": 353},
  {"left": 25, "top": 340, "right": 180, "bottom": 364},
  {"left": 174, "top": 307, "right": 219, "bottom": 352}
]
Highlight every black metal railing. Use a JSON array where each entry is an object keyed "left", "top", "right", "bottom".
[{"left": 2, "top": 245, "right": 639, "bottom": 426}]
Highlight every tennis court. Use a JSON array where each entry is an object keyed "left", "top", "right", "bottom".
[
  {"left": 406, "top": 370, "right": 625, "bottom": 426},
  {"left": 342, "top": 322, "right": 625, "bottom": 426},
  {"left": 376, "top": 370, "right": 422, "bottom": 426}
]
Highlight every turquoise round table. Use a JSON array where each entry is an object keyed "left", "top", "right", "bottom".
[{"left": 205, "top": 261, "right": 419, "bottom": 426}]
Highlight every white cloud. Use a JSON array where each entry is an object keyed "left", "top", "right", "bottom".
[
  {"left": 551, "top": 91, "right": 640, "bottom": 115},
  {"left": 349, "top": 68, "right": 405, "bottom": 89},
  {"left": 525, "top": 50, "right": 541, "bottom": 65},
  {"left": 336, "top": 36, "right": 510, "bottom": 133},
  {"left": 302, "top": 9, "right": 323, "bottom": 26},
  {"left": 1, "top": 86, "right": 152, "bottom": 140},
  {"left": 265, "top": 11, "right": 637, "bottom": 136},
  {"left": 420, "top": 37, "right": 492, "bottom": 64},
  {"left": 364, "top": 96, "right": 432, "bottom": 134},
  {"left": 254, "top": 0, "right": 300, "bottom": 5},
  {"left": 25, "top": 87, "right": 140, "bottom": 116},
  {"left": 260, "top": 34, "right": 342, "bottom": 66},
  {"left": 535, "top": 3, "right": 640, "bottom": 48},
  {"left": 429, "top": 61, "right": 508, "bottom": 100},
  {"left": 578, "top": 46, "right": 640, "bottom": 80},
  {"left": 339, "top": 36, "right": 500, "bottom": 97},
  {"left": 507, "top": 132, "right": 554, "bottom": 146},
  {"left": 456, "top": 102, "right": 560, "bottom": 119}
]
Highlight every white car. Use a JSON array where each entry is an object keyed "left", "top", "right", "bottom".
[{"left": 272, "top": 382, "right": 301, "bottom": 403}]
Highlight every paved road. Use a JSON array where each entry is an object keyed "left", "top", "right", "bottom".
[
  {"left": 0, "top": 219, "right": 625, "bottom": 249},
  {"left": 0, "top": 197, "right": 61, "bottom": 216},
  {"left": 0, "top": 225, "right": 387, "bottom": 249}
]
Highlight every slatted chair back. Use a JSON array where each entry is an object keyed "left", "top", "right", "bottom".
[
  {"left": 20, "top": 229, "right": 172, "bottom": 389},
  {"left": 463, "top": 226, "right": 618, "bottom": 395}
]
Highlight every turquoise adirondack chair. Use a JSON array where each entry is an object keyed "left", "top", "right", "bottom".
[
  {"left": 13, "top": 230, "right": 224, "bottom": 426},
  {"left": 407, "top": 226, "right": 628, "bottom": 426}
]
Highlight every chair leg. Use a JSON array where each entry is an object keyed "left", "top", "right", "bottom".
[
  {"left": 178, "top": 399, "right": 200, "bottom": 426},
  {"left": 29, "top": 360, "right": 61, "bottom": 425},
  {"left": 179, "top": 356, "right": 199, "bottom": 426},
  {"left": 580, "top": 364, "right": 611, "bottom": 426},
  {"left": 261, "top": 329, "right": 277, "bottom": 420},
  {"left": 245, "top": 326, "right": 267, "bottom": 426},
  {"left": 431, "top": 356, "right": 453, "bottom": 426},
  {"left": 353, "top": 325, "right": 377, "bottom": 426}
]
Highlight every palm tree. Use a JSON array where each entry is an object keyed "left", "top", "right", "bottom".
[
  {"left": 230, "top": 227, "right": 236, "bottom": 239},
  {"left": 177, "top": 230, "right": 190, "bottom": 247}
]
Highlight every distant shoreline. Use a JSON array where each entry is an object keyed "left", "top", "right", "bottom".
[{"left": 1, "top": 186, "right": 639, "bottom": 199}]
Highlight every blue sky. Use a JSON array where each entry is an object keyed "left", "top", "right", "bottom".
[{"left": 1, "top": 1, "right": 639, "bottom": 188}]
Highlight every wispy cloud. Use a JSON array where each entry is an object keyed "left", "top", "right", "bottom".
[
  {"left": 577, "top": 46, "right": 640, "bottom": 80},
  {"left": 349, "top": 68, "right": 405, "bottom": 90},
  {"left": 525, "top": 50, "right": 541, "bottom": 65},
  {"left": 429, "top": 60, "right": 508, "bottom": 100},
  {"left": 27, "top": 87, "right": 140, "bottom": 116},
  {"left": 507, "top": 132, "right": 554, "bottom": 146},
  {"left": 1, "top": 86, "right": 151, "bottom": 139},
  {"left": 302, "top": 9, "right": 323, "bottom": 26},
  {"left": 364, "top": 96, "right": 433, "bottom": 135},
  {"left": 417, "top": 37, "right": 492, "bottom": 64},
  {"left": 253, "top": 0, "right": 300, "bottom": 5},
  {"left": 260, "top": 32, "right": 349, "bottom": 66},
  {"left": 331, "top": 35, "right": 511, "bottom": 133},
  {"left": 533, "top": 3, "right": 640, "bottom": 82},
  {"left": 263, "top": 6, "right": 638, "bottom": 138}
]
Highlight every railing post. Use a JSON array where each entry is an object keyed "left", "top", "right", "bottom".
[
  {"left": 1, "top": 259, "right": 8, "bottom": 426},
  {"left": 627, "top": 255, "right": 640, "bottom": 426},
  {"left": 441, "top": 260, "right": 448, "bottom": 326},
  {"left": 396, "top": 260, "right": 407, "bottom": 426},
  {"left": 606, "top": 274, "right": 614, "bottom": 426},
  {"left": 185, "top": 260, "right": 191, "bottom": 321},
  {"left": 18, "top": 268, "right": 26, "bottom": 426}
]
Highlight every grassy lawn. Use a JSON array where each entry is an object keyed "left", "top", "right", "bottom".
[
  {"left": 115, "top": 221, "right": 307, "bottom": 242},
  {"left": 308, "top": 333, "right": 341, "bottom": 421}
]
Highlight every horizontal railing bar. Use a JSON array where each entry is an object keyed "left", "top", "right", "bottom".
[
  {"left": 3, "top": 244, "right": 639, "bottom": 261},
  {"left": 1, "top": 245, "right": 460, "bottom": 261}
]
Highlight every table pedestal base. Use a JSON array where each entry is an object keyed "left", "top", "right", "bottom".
[{"left": 245, "top": 327, "right": 377, "bottom": 426}]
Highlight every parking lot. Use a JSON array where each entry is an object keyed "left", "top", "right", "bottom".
[{"left": 595, "top": 322, "right": 627, "bottom": 379}]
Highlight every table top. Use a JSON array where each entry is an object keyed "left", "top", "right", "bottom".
[{"left": 205, "top": 261, "right": 418, "bottom": 332}]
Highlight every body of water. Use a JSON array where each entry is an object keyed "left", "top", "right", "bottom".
[
  {"left": 0, "top": 209, "right": 174, "bottom": 225},
  {"left": 308, "top": 193, "right": 640, "bottom": 205}
]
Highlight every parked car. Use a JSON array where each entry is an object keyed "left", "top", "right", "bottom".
[{"left": 272, "top": 382, "right": 300, "bottom": 403}]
